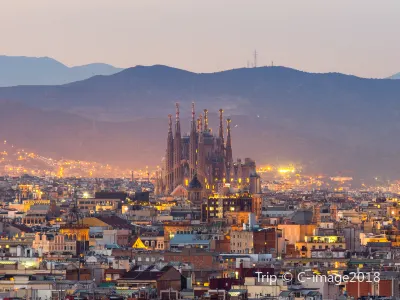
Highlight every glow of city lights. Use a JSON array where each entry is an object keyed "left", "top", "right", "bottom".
[{"left": 278, "top": 168, "right": 295, "bottom": 174}]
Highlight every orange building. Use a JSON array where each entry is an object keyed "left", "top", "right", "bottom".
[{"left": 278, "top": 224, "right": 316, "bottom": 245}]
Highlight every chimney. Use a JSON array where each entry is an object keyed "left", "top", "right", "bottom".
[{"left": 239, "top": 259, "right": 244, "bottom": 284}]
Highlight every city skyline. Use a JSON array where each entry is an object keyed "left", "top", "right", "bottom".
[
  {"left": 1, "top": 2, "right": 400, "bottom": 299},
  {"left": 1, "top": 0, "right": 400, "bottom": 78}
]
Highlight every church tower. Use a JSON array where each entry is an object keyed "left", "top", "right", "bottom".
[
  {"left": 187, "top": 173, "right": 203, "bottom": 207},
  {"left": 165, "top": 114, "right": 174, "bottom": 194},
  {"left": 218, "top": 109, "right": 225, "bottom": 153},
  {"left": 197, "top": 113, "right": 206, "bottom": 187},
  {"left": 218, "top": 109, "right": 226, "bottom": 180},
  {"left": 225, "top": 118, "right": 233, "bottom": 181},
  {"left": 203, "top": 109, "right": 209, "bottom": 132},
  {"left": 189, "top": 102, "right": 198, "bottom": 180},
  {"left": 173, "top": 103, "right": 183, "bottom": 188}
]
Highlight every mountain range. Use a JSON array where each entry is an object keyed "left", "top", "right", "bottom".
[
  {"left": 389, "top": 72, "right": 400, "bottom": 80},
  {"left": 0, "top": 55, "right": 123, "bottom": 86},
  {"left": 1, "top": 64, "right": 400, "bottom": 183}
]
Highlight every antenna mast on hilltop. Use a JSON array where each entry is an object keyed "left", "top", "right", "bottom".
[{"left": 253, "top": 50, "right": 257, "bottom": 68}]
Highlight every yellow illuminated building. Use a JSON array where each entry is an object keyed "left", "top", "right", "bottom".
[
  {"left": 295, "top": 235, "right": 346, "bottom": 258},
  {"left": 77, "top": 198, "right": 119, "bottom": 214},
  {"left": 22, "top": 199, "right": 52, "bottom": 213},
  {"left": 154, "top": 202, "right": 175, "bottom": 211},
  {"left": 359, "top": 233, "right": 389, "bottom": 246},
  {"left": 59, "top": 224, "right": 89, "bottom": 241},
  {"left": 9, "top": 199, "right": 55, "bottom": 215}
]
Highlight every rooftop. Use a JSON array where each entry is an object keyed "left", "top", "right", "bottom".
[
  {"left": 188, "top": 174, "right": 202, "bottom": 190},
  {"left": 96, "top": 216, "right": 134, "bottom": 230},
  {"left": 169, "top": 234, "right": 210, "bottom": 246}
]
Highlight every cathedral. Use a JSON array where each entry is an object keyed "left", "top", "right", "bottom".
[{"left": 156, "top": 103, "right": 258, "bottom": 199}]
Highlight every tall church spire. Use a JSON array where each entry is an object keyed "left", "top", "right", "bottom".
[
  {"left": 219, "top": 109, "right": 224, "bottom": 144},
  {"left": 168, "top": 114, "right": 173, "bottom": 134},
  {"left": 225, "top": 118, "right": 233, "bottom": 181},
  {"left": 165, "top": 114, "right": 174, "bottom": 194},
  {"left": 197, "top": 117, "right": 201, "bottom": 132},
  {"left": 191, "top": 102, "right": 196, "bottom": 132},
  {"left": 219, "top": 109, "right": 226, "bottom": 179},
  {"left": 199, "top": 114, "right": 203, "bottom": 132},
  {"left": 203, "top": 109, "right": 209, "bottom": 132},
  {"left": 175, "top": 102, "right": 181, "bottom": 134},
  {"left": 226, "top": 118, "right": 232, "bottom": 150},
  {"left": 173, "top": 103, "right": 182, "bottom": 188},
  {"left": 197, "top": 115, "right": 205, "bottom": 186},
  {"left": 189, "top": 102, "right": 198, "bottom": 179}
]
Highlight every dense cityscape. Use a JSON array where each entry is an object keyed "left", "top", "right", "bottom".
[
  {"left": 3, "top": 1, "right": 400, "bottom": 299},
  {"left": 0, "top": 103, "right": 397, "bottom": 300}
]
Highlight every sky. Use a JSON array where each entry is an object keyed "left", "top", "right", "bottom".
[{"left": 0, "top": 0, "right": 399, "bottom": 78}]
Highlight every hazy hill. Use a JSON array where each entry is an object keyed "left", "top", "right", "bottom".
[
  {"left": 0, "top": 101, "right": 374, "bottom": 180},
  {"left": 1, "top": 65, "right": 400, "bottom": 181},
  {"left": 0, "top": 55, "right": 123, "bottom": 86}
]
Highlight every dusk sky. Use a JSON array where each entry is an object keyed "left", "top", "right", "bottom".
[{"left": 1, "top": 0, "right": 399, "bottom": 78}]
